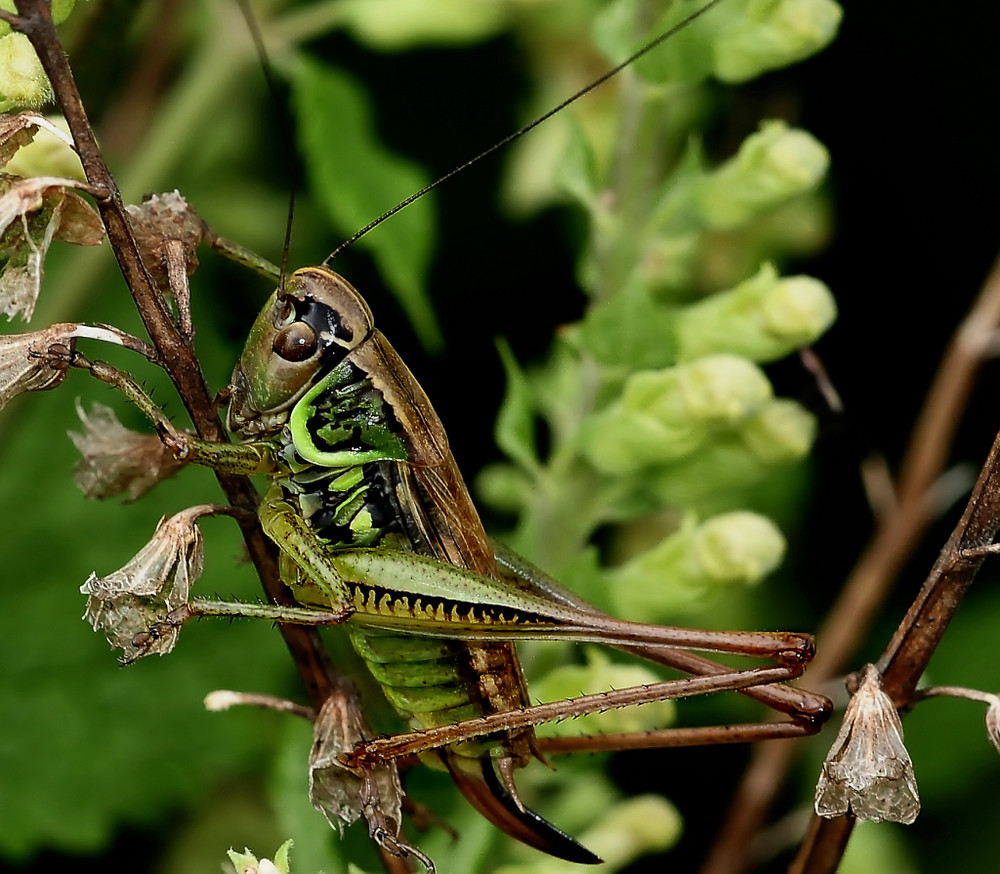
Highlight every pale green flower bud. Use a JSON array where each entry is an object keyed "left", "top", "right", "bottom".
[
  {"left": 696, "top": 121, "right": 829, "bottom": 230},
  {"left": 0, "top": 33, "right": 52, "bottom": 110},
  {"left": 581, "top": 355, "right": 773, "bottom": 474},
  {"left": 741, "top": 398, "right": 817, "bottom": 463},
  {"left": 714, "top": 0, "right": 843, "bottom": 83},
  {"left": 340, "top": 0, "right": 506, "bottom": 49},
  {"left": 675, "top": 263, "right": 836, "bottom": 362},
  {"left": 610, "top": 512, "right": 785, "bottom": 620},
  {"left": 691, "top": 510, "right": 786, "bottom": 583},
  {"left": 533, "top": 649, "right": 676, "bottom": 739},
  {"left": 643, "top": 399, "right": 815, "bottom": 506}
]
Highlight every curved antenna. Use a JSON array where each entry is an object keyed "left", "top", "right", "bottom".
[
  {"left": 324, "top": 0, "right": 726, "bottom": 266},
  {"left": 236, "top": 0, "right": 295, "bottom": 291}
]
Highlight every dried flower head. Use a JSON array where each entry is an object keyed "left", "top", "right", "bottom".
[
  {"left": 0, "top": 111, "right": 44, "bottom": 167},
  {"left": 815, "top": 664, "right": 920, "bottom": 825},
  {"left": 81, "top": 505, "right": 220, "bottom": 661},
  {"left": 69, "top": 399, "right": 183, "bottom": 500},
  {"left": 0, "top": 323, "right": 123, "bottom": 411},
  {"left": 309, "top": 693, "right": 403, "bottom": 838},
  {"left": 0, "top": 112, "right": 82, "bottom": 179},
  {"left": 0, "top": 174, "right": 103, "bottom": 321},
  {"left": 126, "top": 191, "right": 204, "bottom": 290}
]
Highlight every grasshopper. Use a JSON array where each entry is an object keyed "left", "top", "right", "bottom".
[
  {"left": 0, "top": 0, "right": 840, "bottom": 870},
  {"left": 67, "top": 261, "right": 827, "bottom": 867}
]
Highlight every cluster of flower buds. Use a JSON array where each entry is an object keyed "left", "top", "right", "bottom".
[
  {"left": 581, "top": 354, "right": 775, "bottom": 473},
  {"left": 609, "top": 511, "right": 786, "bottom": 620}
]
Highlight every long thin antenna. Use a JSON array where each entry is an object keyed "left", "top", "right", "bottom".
[
  {"left": 236, "top": 0, "right": 295, "bottom": 289},
  {"left": 324, "top": 0, "right": 727, "bottom": 266}
]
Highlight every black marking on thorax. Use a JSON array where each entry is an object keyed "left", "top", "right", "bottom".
[
  {"left": 276, "top": 357, "right": 412, "bottom": 548},
  {"left": 307, "top": 360, "right": 405, "bottom": 456}
]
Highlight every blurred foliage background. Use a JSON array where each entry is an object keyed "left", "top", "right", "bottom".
[{"left": 2, "top": 1, "right": 1000, "bottom": 873}]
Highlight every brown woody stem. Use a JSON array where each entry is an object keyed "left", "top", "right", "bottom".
[{"left": 3, "top": 4, "right": 411, "bottom": 870}]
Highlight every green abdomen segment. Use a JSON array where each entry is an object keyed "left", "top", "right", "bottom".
[{"left": 347, "top": 625, "right": 506, "bottom": 762}]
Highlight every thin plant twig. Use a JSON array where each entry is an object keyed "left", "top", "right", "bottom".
[
  {"left": 701, "top": 252, "right": 1000, "bottom": 874},
  {"left": 790, "top": 414, "right": 1000, "bottom": 870},
  {"left": 912, "top": 685, "right": 1000, "bottom": 706}
]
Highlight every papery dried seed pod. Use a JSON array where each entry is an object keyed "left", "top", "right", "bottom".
[
  {"left": 0, "top": 175, "right": 103, "bottom": 320},
  {"left": 309, "top": 693, "right": 403, "bottom": 837},
  {"left": 126, "top": 191, "right": 204, "bottom": 289},
  {"left": 69, "top": 399, "right": 184, "bottom": 500},
  {"left": 80, "top": 505, "right": 222, "bottom": 660},
  {"left": 815, "top": 664, "right": 920, "bottom": 824},
  {"left": 0, "top": 322, "right": 86, "bottom": 407}
]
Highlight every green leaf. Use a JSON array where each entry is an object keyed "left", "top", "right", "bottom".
[
  {"left": 290, "top": 57, "right": 442, "bottom": 351},
  {"left": 578, "top": 277, "right": 679, "bottom": 370},
  {"left": 494, "top": 339, "right": 539, "bottom": 473},
  {"left": 554, "top": 117, "right": 599, "bottom": 212}
]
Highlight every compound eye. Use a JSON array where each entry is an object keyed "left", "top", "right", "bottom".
[{"left": 272, "top": 321, "right": 318, "bottom": 361}]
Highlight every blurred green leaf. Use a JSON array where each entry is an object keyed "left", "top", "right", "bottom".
[
  {"left": 0, "top": 388, "right": 295, "bottom": 857},
  {"left": 290, "top": 57, "right": 442, "bottom": 350},
  {"left": 839, "top": 822, "right": 919, "bottom": 874},
  {"left": 494, "top": 339, "right": 540, "bottom": 473},
  {"left": 577, "top": 277, "right": 679, "bottom": 370},
  {"left": 270, "top": 718, "right": 349, "bottom": 874}
]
